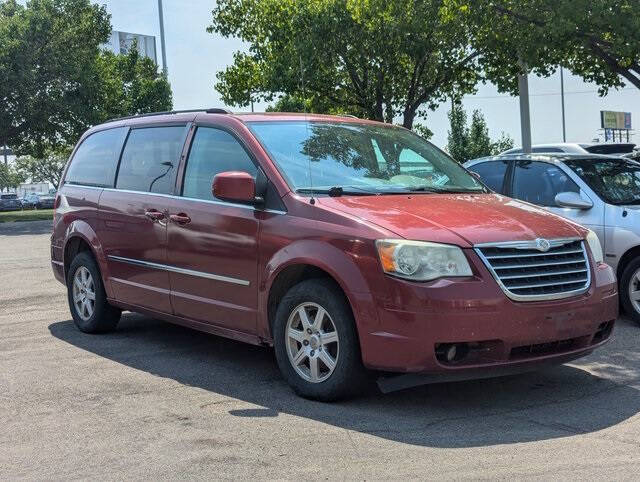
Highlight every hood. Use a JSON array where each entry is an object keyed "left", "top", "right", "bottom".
[{"left": 318, "top": 193, "right": 586, "bottom": 247}]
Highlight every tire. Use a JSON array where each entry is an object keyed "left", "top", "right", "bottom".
[
  {"left": 273, "top": 278, "right": 369, "bottom": 401},
  {"left": 620, "top": 256, "right": 640, "bottom": 326},
  {"left": 67, "top": 251, "right": 121, "bottom": 333}
]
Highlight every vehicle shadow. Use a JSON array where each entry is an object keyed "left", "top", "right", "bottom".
[{"left": 49, "top": 314, "right": 640, "bottom": 448}]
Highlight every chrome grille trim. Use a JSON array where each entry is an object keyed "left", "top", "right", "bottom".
[{"left": 475, "top": 237, "right": 591, "bottom": 302}]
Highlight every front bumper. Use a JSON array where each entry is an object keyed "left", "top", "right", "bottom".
[{"left": 356, "top": 257, "right": 618, "bottom": 376}]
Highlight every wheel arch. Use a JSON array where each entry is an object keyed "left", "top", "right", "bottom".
[
  {"left": 617, "top": 244, "right": 640, "bottom": 281},
  {"left": 62, "top": 220, "right": 112, "bottom": 297},
  {"left": 260, "top": 240, "right": 376, "bottom": 343}
]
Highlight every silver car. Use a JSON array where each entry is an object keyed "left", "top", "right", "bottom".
[{"left": 465, "top": 154, "right": 640, "bottom": 324}]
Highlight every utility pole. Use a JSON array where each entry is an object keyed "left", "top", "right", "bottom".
[
  {"left": 518, "top": 60, "right": 532, "bottom": 154},
  {"left": 560, "top": 67, "right": 566, "bottom": 142},
  {"left": 158, "top": 0, "right": 168, "bottom": 74}
]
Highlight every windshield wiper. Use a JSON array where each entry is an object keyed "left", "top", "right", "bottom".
[
  {"left": 295, "top": 186, "right": 377, "bottom": 197},
  {"left": 408, "top": 185, "right": 487, "bottom": 194}
]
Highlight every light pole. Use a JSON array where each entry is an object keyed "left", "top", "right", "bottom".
[
  {"left": 158, "top": 0, "right": 168, "bottom": 74},
  {"left": 518, "top": 60, "right": 532, "bottom": 154},
  {"left": 560, "top": 67, "right": 566, "bottom": 142}
]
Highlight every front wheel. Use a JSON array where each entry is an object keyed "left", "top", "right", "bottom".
[
  {"left": 273, "top": 279, "right": 368, "bottom": 401},
  {"left": 620, "top": 257, "right": 640, "bottom": 326}
]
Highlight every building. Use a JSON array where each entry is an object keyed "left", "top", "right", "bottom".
[{"left": 103, "top": 30, "right": 157, "bottom": 63}]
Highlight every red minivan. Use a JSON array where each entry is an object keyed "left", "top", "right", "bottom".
[{"left": 51, "top": 110, "right": 618, "bottom": 400}]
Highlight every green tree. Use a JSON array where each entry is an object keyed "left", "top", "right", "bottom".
[
  {"left": 0, "top": 0, "right": 111, "bottom": 157},
  {"left": 95, "top": 44, "right": 173, "bottom": 121},
  {"left": 0, "top": 162, "right": 25, "bottom": 192},
  {"left": 447, "top": 103, "right": 513, "bottom": 162},
  {"left": 453, "top": 0, "right": 640, "bottom": 94},
  {"left": 0, "top": 0, "right": 172, "bottom": 160},
  {"left": 491, "top": 132, "right": 515, "bottom": 155},
  {"left": 14, "top": 148, "right": 68, "bottom": 187},
  {"left": 209, "top": 0, "right": 481, "bottom": 128},
  {"left": 447, "top": 103, "right": 469, "bottom": 163}
]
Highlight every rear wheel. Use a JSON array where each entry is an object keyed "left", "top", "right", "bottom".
[
  {"left": 620, "top": 257, "right": 640, "bottom": 326},
  {"left": 273, "top": 278, "right": 368, "bottom": 401},
  {"left": 67, "top": 251, "right": 121, "bottom": 333}
]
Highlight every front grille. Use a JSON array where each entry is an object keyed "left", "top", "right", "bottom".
[{"left": 476, "top": 238, "right": 590, "bottom": 301}]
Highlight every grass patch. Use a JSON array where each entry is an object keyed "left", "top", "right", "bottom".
[{"left": 0, "top": 209, "right": 53, "bottom": 223}]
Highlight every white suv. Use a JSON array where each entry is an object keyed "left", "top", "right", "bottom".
[{"left": 466, "top": 153, "right": 640, "bottom": 324}]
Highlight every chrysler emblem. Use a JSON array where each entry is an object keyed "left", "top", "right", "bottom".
[{"left": 535, "top": 238, "right": 551, "bottom": 252}]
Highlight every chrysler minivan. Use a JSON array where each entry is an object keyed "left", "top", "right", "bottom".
[{"left": 51, "top": 110, "right": 618, "bottom": 400}]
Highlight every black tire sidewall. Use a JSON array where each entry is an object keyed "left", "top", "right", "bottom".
[
  {"left": 620, "top": 257, "right": 640, "bottom": 325},
  {"left": 273, "top": 278, "right": 367, "bottom": 401},
  {"left": 67, "top": 251, "right": 119, "bottom": 333}
]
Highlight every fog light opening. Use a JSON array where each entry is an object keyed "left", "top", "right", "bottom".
[{"left": 435, "top": 343, "right": 469, "bottom": 364}]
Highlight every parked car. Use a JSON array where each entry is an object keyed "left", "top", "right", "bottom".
[
  {"left": 51, "top": 110, "right": 618, "bottom": 401},
  {"left": 0, "top": 193, "right": 23, "bottom": 211},
  {"left": 20, "top": 196, "right": 36, "bottom": 210},
  {"left": 25, "top": 193, "right": 55, "bottom": 209},
  {"left": 466, "top": 153, "right": 640, "bottom": 324},
  {"left": 501, "top": 143, "right": 636, "bottom": 156}
]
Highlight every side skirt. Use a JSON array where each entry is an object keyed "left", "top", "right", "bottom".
[{"left": 107, "top": 299, "right": 268, "bottom": 347}]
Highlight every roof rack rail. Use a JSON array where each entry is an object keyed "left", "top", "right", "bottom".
[
  {"left": 205, "top": 108, "right": 233, "bottom": 114},
  {"left": 105, "top": 108, "right": 232, "bottom": 123}
]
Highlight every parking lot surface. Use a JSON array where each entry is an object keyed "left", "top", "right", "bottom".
[{"left": 2, "top": 220, "right": 640, "bottom": 480}]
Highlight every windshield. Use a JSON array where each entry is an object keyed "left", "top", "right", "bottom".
[
  {"left": 248, "top": 121, "right": 486, "bottom": 195},
  {"left": 565, "top": 158, "right": 640, "bottom": 205}
]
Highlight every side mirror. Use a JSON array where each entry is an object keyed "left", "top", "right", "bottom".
[
  {"left": 212, "top": 171, "right": 261, "bottom": 204},
  {"left": 555, "top": 191, "right": 593, "bottom": 210}
]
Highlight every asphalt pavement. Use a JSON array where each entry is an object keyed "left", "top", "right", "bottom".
[{"left": 1, "top": 220, "right": 640, "bottom": 479}]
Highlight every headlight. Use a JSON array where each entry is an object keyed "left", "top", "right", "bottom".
[
  {"left": 586, "top": 230, "right": 604, "bottom": 264},
  {"left": 375, "top": 239, "right": 473, "bottom": 281}
]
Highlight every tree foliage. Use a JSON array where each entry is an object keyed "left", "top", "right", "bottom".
[
  {"left": 0, "top": 0, "right": 172, "bottom": 159},
  {"left": 96, "top": 44, "right": 173, "bottom": 121},
  {"left": 209, "top": 0, "right": 481, "bottom": 128},
  {"left": 0, "top": 0, "right": 111, "bottom": 157},
  {"left": 454, "top": 0, "right": 640, "bottom": 94},
  {"left": 447, "top": 103, "right": 513, "bottom": 162},
  {"left": 0, "top": 162, "right": 25, "bottom": 191},
  {"left": 14, "top": 148, "right": 68, "bottom": 187}
]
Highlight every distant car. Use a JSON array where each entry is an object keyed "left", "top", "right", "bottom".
[
  {"left": 0, "top": 193, "right": 23, "bottom": 211},
  {"left": 465, "top": 153, "right": 640, "bottom": 324},
  {"left": 25, "top": 193, "right": 55, "bottom": 209},
  {"left": 501, "top": 143, "right": 636, "bottom": 156},
  {"left": 20, "top": 197, "right": 36, "bottom": 209}
]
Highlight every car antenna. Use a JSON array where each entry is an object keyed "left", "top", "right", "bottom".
[{"left": 300, "top": 53, "right": 315, "bottom": 205}]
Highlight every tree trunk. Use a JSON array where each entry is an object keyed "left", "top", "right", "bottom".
[{"left": 403, "top": 108, "right": 416, "bottom": 129}]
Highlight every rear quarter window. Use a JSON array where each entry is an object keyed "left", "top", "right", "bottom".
[{"left": 65, "top": 127, "right": 128, "bottom": 187}]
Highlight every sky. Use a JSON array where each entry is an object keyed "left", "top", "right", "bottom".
[{"left": 97, "top": 0, "right": 640, "bottom": 150}]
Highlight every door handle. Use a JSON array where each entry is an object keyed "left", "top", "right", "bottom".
[
  {"left": 144, "top": 209, "right": 166, "bottom": 222},
  {"left": 169, "top": 213, "right": 191, "bottom": 225}
]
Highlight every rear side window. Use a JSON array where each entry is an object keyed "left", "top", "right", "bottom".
[
  {"left": 182, "top": 127, "right": 257, "bottom": 201},
  {"left": 116, "top": 126, "right": 187, "bottom": 194},
  {"left": 468, "top": 161, "right": 508, "bottom": 193},
  {"left": 65, "top": 127, "right": 128, "bottom": 187}
]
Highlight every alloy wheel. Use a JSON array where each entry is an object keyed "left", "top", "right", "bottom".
[
  {"left": 630, "top": 267, "right": 640, "bottom": 315},
  {"left": 73, "top": 266, "right": 96, "bottom": 321},
  {"left": 286, "top": 302, "right": 339, "bottom": 383}
]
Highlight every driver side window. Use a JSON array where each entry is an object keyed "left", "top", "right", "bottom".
[
  {"left": 182, "top": 127, "right": 258, "bottom": 201},
  {"left": 512, "top": 161, "right": 579, "bottom": 207}
]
